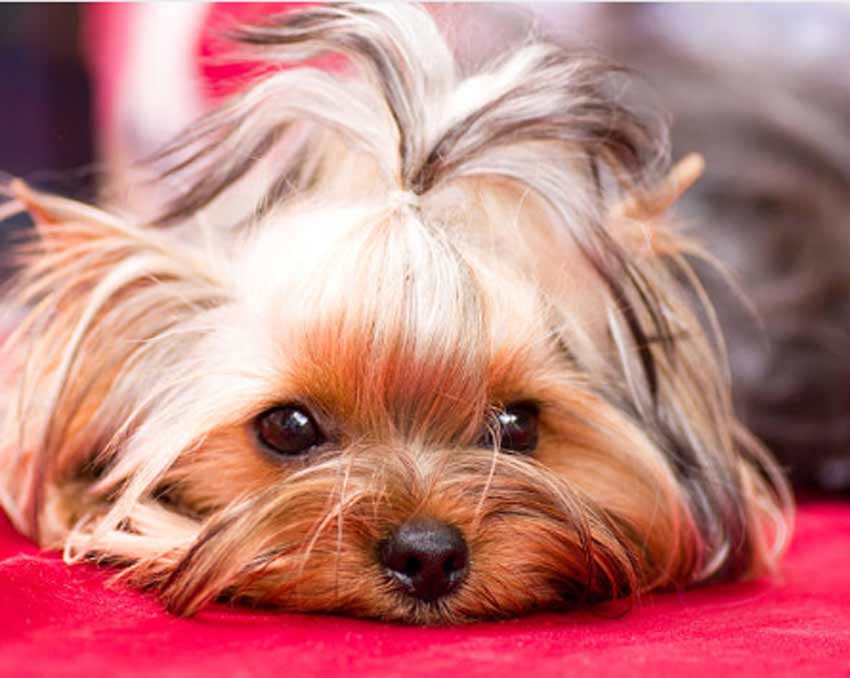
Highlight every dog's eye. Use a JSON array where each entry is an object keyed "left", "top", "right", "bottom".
[
  {"left": 478, "top": 402, "right": 539, "bottom": 454},
  {"left": 256, "top": 405, "right": 324, "bottom": 456}
]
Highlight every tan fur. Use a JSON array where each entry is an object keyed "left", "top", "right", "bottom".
[{"left": 0, "top": 3, "right": 790, "bottom": 624}]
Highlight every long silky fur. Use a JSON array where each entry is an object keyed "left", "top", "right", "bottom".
[
  {"left": 571, "top": 5, "right": 850, "bottom": 491},
  {"left": 0, "top": 3, "right": 790, "bottom": 624}
]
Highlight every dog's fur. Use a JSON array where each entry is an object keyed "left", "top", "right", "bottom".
[
  {"left": 563, "top": 4, "right": 850, "bottom": 492},
  {"left": 0, "top": 4, "right": 790, "bottom": 623}
]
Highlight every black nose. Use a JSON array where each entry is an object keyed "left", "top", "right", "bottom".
[{"left": 379, "top": 518, "right": 469, "bottom": 602}]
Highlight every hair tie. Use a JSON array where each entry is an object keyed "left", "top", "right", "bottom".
[{"left": 389, "top": 190, "right": 421, "bottom": 212}]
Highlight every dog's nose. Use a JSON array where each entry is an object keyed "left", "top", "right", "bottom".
[{"left": 379, "top": 518, "right": 469, "bottom": 602}]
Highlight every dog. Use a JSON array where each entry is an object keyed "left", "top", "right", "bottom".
[{"left": 0, "top": 4, "right": 790, "bottom": 624}]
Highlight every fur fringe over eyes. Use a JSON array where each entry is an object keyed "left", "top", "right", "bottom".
[{"left": 0, "top": 3, "right": 791, "bottom": 624}]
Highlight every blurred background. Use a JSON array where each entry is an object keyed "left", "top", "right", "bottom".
[
  {"left": 0, "top": 4, "right": 93, "bottom": 264},
  {"left": 1, "top": 2, "right": 849, "bottom": 492},
  {"left": 0, "top": 5, "right": 92, "bottom": 183}
]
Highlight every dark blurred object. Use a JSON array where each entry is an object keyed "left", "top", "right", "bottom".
[
  {"left": 537, "top": 4, "right": 850, "bottom": 492},
  {"left": 0, "top": 3, "right": 94, "bottom": 264}
]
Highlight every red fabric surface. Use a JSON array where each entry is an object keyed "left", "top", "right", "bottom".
[{"left": 2, "top": 502, "right": 848, "bottom": 677}]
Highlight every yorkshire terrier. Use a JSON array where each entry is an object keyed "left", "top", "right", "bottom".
[{"left": 0, "top": 4, "right": 790, "bottom": 624}]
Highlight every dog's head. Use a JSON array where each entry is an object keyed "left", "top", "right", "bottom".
[{"left": 0, "top": 4, "right": 789, "bottom": 623}]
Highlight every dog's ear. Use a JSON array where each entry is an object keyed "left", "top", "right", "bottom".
[
  {"left": 610, "top": 153, "right": 705, "bottom": 258},
  {"left": 5, "top": 178, "right": 127, "bottom": 253},
  {"left": 7, "top": 179, "right": 53, "bottom": 227},
  {"left": 613, "top": 153, "right": 704, "bottom": 222}
]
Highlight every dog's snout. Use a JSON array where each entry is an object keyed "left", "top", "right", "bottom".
[{"left": 379, "top": 518, "right": 469, "bottom": 602}]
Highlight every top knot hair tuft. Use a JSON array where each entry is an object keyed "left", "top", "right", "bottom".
[{"left": 142, "top": 3, "right": 664, "bottom": 229}]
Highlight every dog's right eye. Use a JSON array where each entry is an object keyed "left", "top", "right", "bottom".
[
  {"left": 477, "top": 402, "right": 539, "bottom": 454},
  {"left": 255, "top": 405, "right": 325, "bottom": 456}
]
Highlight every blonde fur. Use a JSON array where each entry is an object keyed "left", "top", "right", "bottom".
[{"left": 0, "top": 3, "right": 790, "bottom": 624}]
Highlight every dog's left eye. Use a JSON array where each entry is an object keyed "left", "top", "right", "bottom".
[
  {"left": 255, "top": 405, "right": 325, "bottom": 456},
  {"left": 478, "top": 402, "right": 539, "bottom": 454}
]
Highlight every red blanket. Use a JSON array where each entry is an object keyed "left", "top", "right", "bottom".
[{"left": 2, "top": 502, "right": 847, "bottom": 677}]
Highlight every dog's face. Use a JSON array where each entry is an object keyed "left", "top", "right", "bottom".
[
  {"left": 0, "top": 4, "right": 789, "bottom": 624},
  {"left": 158, "top": 200, "right": 690, "bottom": 622}
]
